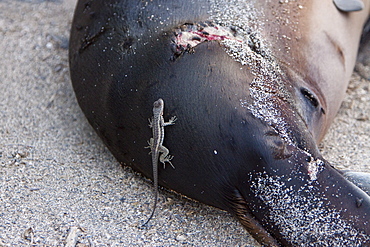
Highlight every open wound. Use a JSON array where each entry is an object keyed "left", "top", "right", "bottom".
[{"left": 170, "top": 22, "right": 242, "bottom": 59}]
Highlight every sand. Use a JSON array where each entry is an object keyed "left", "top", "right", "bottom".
[{"left": 0, "top": 0, "right": 369, "bottom": 246}]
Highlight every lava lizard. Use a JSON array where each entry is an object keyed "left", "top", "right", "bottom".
[{"left": 143, "top": 98, "right": 176, "bottom": 226}]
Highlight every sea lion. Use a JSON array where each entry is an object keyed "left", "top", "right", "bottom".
[{"left": 69, "top": 0, "right": 370, "bottom": 246}]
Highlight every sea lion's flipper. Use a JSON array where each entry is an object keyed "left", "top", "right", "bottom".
[
  {"left": 333, "top": 0, "right": 364, "bottom": 12},
  {"left": 229, "top": 189, "right": 280, "bottom": 247},
  {"left": 344, "top": 171, "right": 370, "bottom": 195}
]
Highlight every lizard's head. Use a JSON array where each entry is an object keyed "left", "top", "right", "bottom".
[
  {"left": 153, "top": 98, "right": 163, "bottom": 109},
  {"left": 153, "top": 98, "right": 164, "bottom": 115}
]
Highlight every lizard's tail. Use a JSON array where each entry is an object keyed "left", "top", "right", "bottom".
[
  {"left": 141, "top": 186, "right": 158, "bottom": 227},
  {"left": 141, "top": 156, "right": 159, "bottom": 227}
]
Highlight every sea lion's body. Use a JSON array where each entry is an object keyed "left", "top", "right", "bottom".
[{"left": 69, "top": 0, "right": 370, "bottom": 245}]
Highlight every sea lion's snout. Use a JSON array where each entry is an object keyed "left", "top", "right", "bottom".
[{"left": 227, "top": 139, "right": 370, "bottom": 246}]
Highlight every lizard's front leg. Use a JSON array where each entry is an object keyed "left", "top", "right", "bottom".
[
  {"left": 145, "top": 138, "right": 154, "bottom": 154},
  {"left": 163, "top": 116, "right": 177, "bottom": 126},
  {"left": 148, "top": 118, "right": 154, "bottom": 128}
]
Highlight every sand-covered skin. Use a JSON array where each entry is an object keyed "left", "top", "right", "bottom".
[{"left": 0, "top": 0, "right": 369, "bottom": 246}]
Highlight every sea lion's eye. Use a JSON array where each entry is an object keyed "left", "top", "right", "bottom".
[{"left": 300, "top": 88, "right": 319, "bottom": 108}]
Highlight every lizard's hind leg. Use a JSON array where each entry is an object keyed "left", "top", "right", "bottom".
[{"left": 159, "top": 145, "right": 175, "bottom": 169}]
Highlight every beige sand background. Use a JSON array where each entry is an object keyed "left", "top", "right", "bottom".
[{"left": 0, "top": 0, "right": 369, "bottom": 246}]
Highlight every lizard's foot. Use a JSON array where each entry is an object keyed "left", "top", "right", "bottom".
[
  {"left": 161, "top": 155, "right": 175, "bottom": 169},
  {"left": 169, "top": 116, "right": 177, "bottom": 123},
  {"left": 148, "top": 117, "right": 153, "bottom": 128},
  {"left": 168, "top": 116, "right": 177, "bottom": 125}
]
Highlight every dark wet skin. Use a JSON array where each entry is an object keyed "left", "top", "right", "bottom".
[{"left": 69, "top": 0, "right": 370, "bottom": 246}]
